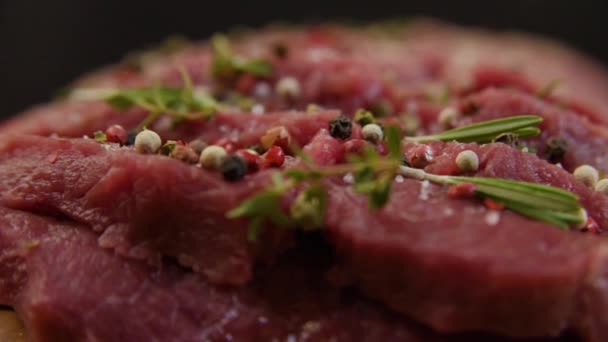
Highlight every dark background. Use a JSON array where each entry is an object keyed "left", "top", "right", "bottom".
[{"left": 1, "top": 0, "right": 607, "bottom": 118}]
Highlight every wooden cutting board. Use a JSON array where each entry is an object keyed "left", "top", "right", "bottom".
[{"left": 0, "top": 310, "right": 26, "bottom": 341}]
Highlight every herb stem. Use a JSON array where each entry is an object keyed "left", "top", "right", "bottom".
[{"left": 398, "top": 166, "right": 583, "bottom": 228}]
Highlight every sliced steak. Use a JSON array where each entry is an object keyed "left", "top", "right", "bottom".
[
  {"left": 0, "top": 206, "right": 554, "bottom": 342},
  {"left": 0, "top": 134, "right": 275, "bottom": 285},
  {"left": 325, "top": 142, "right": 608, "bottom": 339}
]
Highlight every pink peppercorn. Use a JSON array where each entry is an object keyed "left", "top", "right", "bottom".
[
  {"left": 105, "top": 125, "right": 127, "bottom": 145},
  {"left": 236, "top": 150, "right": 263, "bottom": 173},
  {"left": 582, "top": 217, "right": 601, "bottom": 234},
  {"left": 447, "top": 183, "right": 477, "bottom": 199},
  {"left": 483, "top": 198, "right": 505, "bottom": 211},
  {"left": 264, "top": 146, "right": 285, "bottom": 167}
]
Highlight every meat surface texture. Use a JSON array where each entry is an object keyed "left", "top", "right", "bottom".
[
  {"left": 0, "top": 206, "right": 554, "bottom": 342},
  {"left": 1, "top": 18, "right": 608, "bottom": 342}
]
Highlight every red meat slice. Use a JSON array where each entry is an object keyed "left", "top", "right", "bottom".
[
  {"left": 325, "top": 142, "right": 608, "bottom": 339},
  {"left": 0, "top": 207, "right": 553, "bottom": 342}
]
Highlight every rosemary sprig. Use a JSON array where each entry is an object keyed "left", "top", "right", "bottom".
[
  {"left": 399, "top": 166, "right": 584, "bottom": 229},
  {"left": 406, "top": 115, "right": 542, "bottom": 143},
  {"left": 210, "top": 34, "right": 273, "bottom": 81},
  {"left": 229, "top": 116, "right": 584, "bottom": 240},
  {"left": 227, "top": 126, "right": 403, "bottom": 241}
]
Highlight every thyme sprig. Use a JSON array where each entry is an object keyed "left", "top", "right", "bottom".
[
  {"left": 399, "top": 166, "right": 584, "bottom": 229},
  {"left": 71, "top": 70, "right": 221, "bottom": 130},
  {"left": 406, "top": 115, "right": 542, "bottom": 143},
  {"left": 105, "top": 71, "right": 220, "bottom": 129},
  {"left": 210, "top": 34, "right": 273, "bottom": 81},
  {"left": 227, "top": 126, "right": 403, "bottom": 241}
]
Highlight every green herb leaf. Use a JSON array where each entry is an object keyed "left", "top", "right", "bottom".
[
  {"left": 385, "top": 125, "right": 402, "bottom": 161},
  {"left": 210, "top": 34, "right": 273, "bottom": 80},
  {"left": 226, "top": 173, "right": 294, "bottom": 241},
  {"left": 406, "top": 115, "right": 543, "bottom": 144},
  {"left": 290, "top": 185, "right": 327, "bottom": 230},
  {"left": 94, "top": 131, "right": 107, "bottom": 142},
  {"left": 102, "top": 73, "right": 219, "bottom": 130}
]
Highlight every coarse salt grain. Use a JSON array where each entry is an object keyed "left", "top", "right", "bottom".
[
  {"left": 252, "top": 104, "right": 265, "bottom": 115},
  {"left": 419, "top": 180, "right": 431, "bottom": 200},
  {"left": 485, "top": 211, "right": 501, "bottom": 226}
]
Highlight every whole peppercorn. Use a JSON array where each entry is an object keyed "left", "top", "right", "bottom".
[
  {"left": 220, "top": 155, "right": 248, "bottom": 181},
  {"left": 575, "top": 208, "right": 589, "bottom": 230},
  {"left": 595, "top": 179, "right": 608, "bottom": 194},
  {"left": 105, "top": 125, "right": 127, "bottom": 145},
  {"left": 455, "top": 150, "right": 479, "bottom": 172},
  {"left": 260, "top": 126, "right": 291, "bottom": 150},
  {"left": 134, "top": 129, "right": 162, "bottom": 154},
  {"left": 329, "top": 115, "right": 352, "bottom": 140},
  {"left": 447, "top": 182, "right": 477, "bottom": 199},
  {"left": 573, "top": 165, "right": 599, "bottom": 188},
  {"left": 171, "top": 145, "right": 199, "bottom": 164},
  {"left": 361, "top": 123, "right": 384, "bottom": 144},
  {"left": 272, "top": 42, "right": 288, "bottom": 59},
  {"left": 188, "top": 139, "right": 209, "bottom": 155},
  {"left": 437, "top": 107, "right": 460, "bottom": 128},
  {"left": 275, "top": 76, "right": 301, "bottom": 99},
  {"left": 264, "top": 146, "right": 286, "bottom": 167},
  {"left": 353, "top": 109, "right": 375, "bottom": 126},
  {"left": 236, "top": 149, "right": 263, "bottom": 172},
  {"left": 200, "top": 145, "right": 228, "bottom": 169},
  {"left": 582, "top": 217, "right": 601, "bottom": 234}
]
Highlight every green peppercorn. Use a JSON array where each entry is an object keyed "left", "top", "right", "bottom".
[
  {"left": 329, "top": 115, "right": 352, "bottom": 140},
  {"left": 354, "top": 109, "right": 376, "bottom": 126},
  {"left": 272, "top": 42, "right": 288, "bottom": 59},
  {"left": 220, "top": 155, "right": 248, "bottom": 181}
]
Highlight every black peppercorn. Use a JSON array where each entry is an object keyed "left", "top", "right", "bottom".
[
  {"left": 125, "top": 131, "right": 138, "bottom": 146},
  {"left": 272, "top": 42, "right": 288, "bottom": 59},
  {"left": 220, "top": 155, "right": 248, "bottom": 181},
  {"left": 545, "top": 137, "right": 567, "bottom": 163},
  {"left": 329, "top": 115, "right": 352, "bottom": 140}
]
